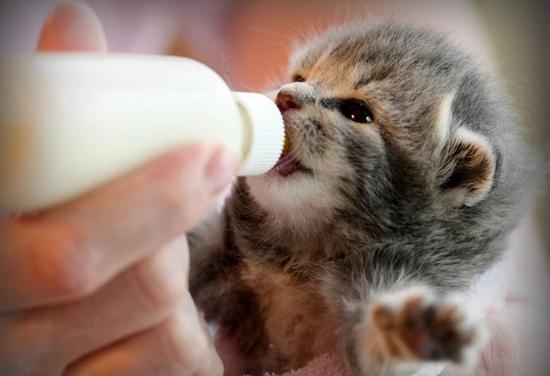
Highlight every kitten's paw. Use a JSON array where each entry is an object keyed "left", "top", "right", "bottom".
[{"left": 357, "top": 287, "right": 487, "bottom": 368}]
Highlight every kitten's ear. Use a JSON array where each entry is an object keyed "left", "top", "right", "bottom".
[{"left": 438, "top": 127, "right": 497, "bottom": 207}]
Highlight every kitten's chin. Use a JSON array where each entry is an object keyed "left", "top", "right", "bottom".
[
  {"left": 246, "top": 173, "right": 316, "bottom": 214},
  {"left": 245, "top": 172, "right": 340, "bottom": 227}
]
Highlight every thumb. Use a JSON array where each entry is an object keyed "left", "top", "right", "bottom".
[{"left": 37, "top": 1, "right": 107, "bottom": 52}]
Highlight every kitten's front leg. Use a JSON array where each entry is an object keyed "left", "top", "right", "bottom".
[
  {"left": 189, "top": 212, "right": 274, "bottom": 374},
  {"left": 352, "top": 286, "right": 488, "bottom": 376}
]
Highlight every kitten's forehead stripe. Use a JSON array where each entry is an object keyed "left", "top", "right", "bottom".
[
  {"left": 354, "top": 78, "right": 372, "bottom": 90},
  {"left": 354, "top": 68, "right": 393, "bottom": 89}
]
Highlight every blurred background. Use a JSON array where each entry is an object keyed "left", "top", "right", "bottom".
[{"left": 1, "top": 0, "right": 548, "bottom": 368}]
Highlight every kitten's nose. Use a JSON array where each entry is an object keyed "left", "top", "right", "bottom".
[{"left": 276, "top": 91, "right": 301, "bottom": 112}]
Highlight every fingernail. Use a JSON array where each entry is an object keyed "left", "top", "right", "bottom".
[
  {"left": 37, "top": 1, "right": 107, "bottom": 51},
  {"left": 204, "top": 148, "right": 239, "bottom": 196}
]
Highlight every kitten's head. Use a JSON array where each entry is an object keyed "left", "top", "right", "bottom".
[{"left": 245, "top": 22, "right": 521, "bottom": 235}]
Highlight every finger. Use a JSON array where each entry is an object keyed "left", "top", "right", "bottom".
[
  {"left": 37, "top": 1, "right": 107, "bottom": 52},
  {"left": 0, "top": 235, "right": 194, "bottom": 374},
  {"left": 0, "top": 144, "right": 238, "bottom": 311},
  {"left": 66, "top": 294, "right": 223, "bottom": 376}
]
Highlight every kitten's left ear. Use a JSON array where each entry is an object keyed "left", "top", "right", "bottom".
[{"left": 435, "top": 96, "right": 497, "bottom": 207}]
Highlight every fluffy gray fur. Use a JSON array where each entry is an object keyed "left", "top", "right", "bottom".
[{"left": 189, "top": 22, "right": 533, "bottom": 375}]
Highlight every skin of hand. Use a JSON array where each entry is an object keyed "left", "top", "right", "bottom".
[{"left": 0, "top": 2, "right": 237, "bottom": 375}]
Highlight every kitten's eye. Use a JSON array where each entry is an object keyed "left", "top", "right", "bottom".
[
  {"left": 339, "top": 100, "right": 374, "bottom": 124},
  {"left": 292, "top": 74, "right": 306, "bottom": 82}
]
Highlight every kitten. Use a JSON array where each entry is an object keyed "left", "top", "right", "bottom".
[{"left": 189, "top": 22, "right": 532, "bottom": 376}]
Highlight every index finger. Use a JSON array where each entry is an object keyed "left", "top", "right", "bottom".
[{"left": 0, "top": 145, "right": 238, "bottom": 312}]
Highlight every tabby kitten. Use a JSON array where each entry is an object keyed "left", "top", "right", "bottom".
[{"left": 189, "top": 22, "right": 531, "bottom": 376}]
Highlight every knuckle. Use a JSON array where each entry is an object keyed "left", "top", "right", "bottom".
[
  {"left": 159, "top": 182, "right": 208, "bottom": 233},
  {"left": 132, "top": 250, "right": 187, "bottom": 312},
  {"left": 159, "top": 315, "right": 212, "bottom": 372},
  {"left": 31, "top": 225, "right": 100, "bottom": 299},
  {"left": 153, "top": 150, "right": 213, "bottom": 232},
  {"left": 158, "top": 187, "right": 191, "bottom": 229}
]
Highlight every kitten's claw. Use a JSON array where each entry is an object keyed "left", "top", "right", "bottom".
[{"left": 362, "top": 287, "right": 487, "bottom": 367}]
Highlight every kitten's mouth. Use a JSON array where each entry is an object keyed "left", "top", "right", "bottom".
[
  {"left": 271, "top": 130, "right": 312, "bottom": 178},
  {"left": 273, "top": 152, "right": 311, "bottom": 177}
]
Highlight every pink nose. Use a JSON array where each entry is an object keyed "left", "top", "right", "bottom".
[{"left": 276, "top": 91, "right": 300, "bottom": 112}]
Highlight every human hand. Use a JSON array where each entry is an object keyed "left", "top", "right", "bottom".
[{"left": 0, "top": 2, "right": 238, "bottom": 375}]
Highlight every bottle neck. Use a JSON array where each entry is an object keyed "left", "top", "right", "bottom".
[
  {"left": 235, "top": 100, "right": 253, "bottom": 164},
  {"left": 231, "top": 92, "right": 285, "bottom": 176}
]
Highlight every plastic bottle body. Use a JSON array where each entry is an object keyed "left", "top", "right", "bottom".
[{"left": 0, "top": 53, "right": 283, "bottom": 212}]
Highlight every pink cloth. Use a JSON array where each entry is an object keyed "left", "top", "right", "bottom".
[{"left": 272, "top": 353, "right": 349, "bottom": 376}]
